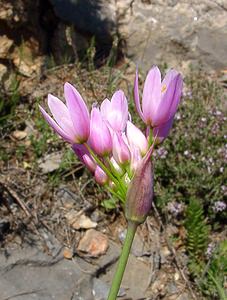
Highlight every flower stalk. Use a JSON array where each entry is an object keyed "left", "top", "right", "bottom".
[{"left": 107, "top": 221, "right": 138, "bottom": 300}]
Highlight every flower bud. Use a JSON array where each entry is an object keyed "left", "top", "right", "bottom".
[
  {"left": 95, "top": 166, "right": 108, "bottom": 185},
  {"left": 125, "top": 146, "right": 154, "bottom": 224},
  {"left": 89, "top": 107, "right": 112, "bottom": 156}
]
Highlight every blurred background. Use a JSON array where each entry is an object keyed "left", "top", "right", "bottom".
[{"left": 0, "top": 1, "right": 226, "bottom": 300}]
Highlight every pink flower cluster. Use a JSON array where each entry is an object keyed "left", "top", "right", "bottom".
[{"left": 39, "top": 66, "right": 183, "bottom": 201}]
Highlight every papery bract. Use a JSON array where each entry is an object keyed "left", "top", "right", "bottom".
[
  {"left": 89, "top": 107, "right": 112, "bottom": 156},
  {"left": 100, "top": 90, "right": 128, "bottom": 132},
  {"left": 125, "top": 145, "right": 154, "bottom": 224}
]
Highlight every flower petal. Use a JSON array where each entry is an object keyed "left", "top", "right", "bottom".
[
  {"left": 39, "top": 105, "right": 73, "bottom": 143},
  {"left": 142, "top": 66, "right": 161, "bottom": 124},
  {"left": 153, "top": 72, "right": 182, "bottom": 126},
  {"left": 113, "top": 132, "right": 131, "bottom": 165},
  {"left": 134, "top": 68, "right": 144, "bottom": 121},
  {"left": 48, "top": 94, "right": 75, "bottom": 138},
  {"left": 89, "top": 107, "right": 112, "bottom": 156},
  {"left": 126, "top": 121, "right": 148, "bottom": 155},
  {"left": 64, "top": 82, "right": 90, "bottom": 142},
  {"left": 153, "top": 116, "right": 174, "bottom": 144}
]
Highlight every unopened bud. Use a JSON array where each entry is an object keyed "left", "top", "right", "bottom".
[{"left": 125, "top": 147, "right": 154, "bottom": 224}]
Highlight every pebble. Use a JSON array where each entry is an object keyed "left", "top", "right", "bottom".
[
  {"left": 63, "top": 247, "right": 73, "bottom": 260},
  {"left": 66, "top": 212, "right": 97, "bottom": 230},
  {"left": 77, "top": 229, "right": 108, "bottom": 257},
  {"left": 12, "top": 130, "right": 27, "bottom": 140}
]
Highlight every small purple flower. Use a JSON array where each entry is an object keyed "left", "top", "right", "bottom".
[
  {"left": 206, "top": 243, "right": 215, "bottom": 258},
  {"left": 212, "top": 201, "right": 226, "bottom": 213},
  {"left": 167, "top": 201, "right": 184, "bottom": 217}
]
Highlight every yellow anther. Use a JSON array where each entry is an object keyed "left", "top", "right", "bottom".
[{"left": 161, "top": 85, "right": 167, "bottom": 93}]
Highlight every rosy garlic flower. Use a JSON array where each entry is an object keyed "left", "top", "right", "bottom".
[
  {"left": 39, "top": 68, "right": 183, "bottom": 300},
  {"left": 40, "top": 66, "right": 182, "bottom": 206},
  {"left": 39, "top": 83, "right": 90, "bottom": 144},
  {"left": 134, "top": 66, "right": 183, "bottom": 143}
]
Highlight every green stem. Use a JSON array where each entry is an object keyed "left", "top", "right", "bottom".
[{"left": 107, "top": 221, "right": 138, "bottom": 300}]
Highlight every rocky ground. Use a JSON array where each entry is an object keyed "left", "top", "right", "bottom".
[
  {"left": 0, "top": 1, "right": 226, "bottom": 299},
  {"left": 0, "top": 63, "right": 200, "bottom": 300}
]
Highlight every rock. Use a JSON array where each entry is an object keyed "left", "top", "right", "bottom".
[
  {"left": 101, "top": 253, "right": 151, "bottom": 299},
  {"left": 0, "top": 2, "right": 13, "bottom": 20},
  {"left": 0, "top": 246, "right": 93, "bottom": 300},
  {"left": 77, "top": 229, "right": 109, "bottom": 257},
  {"left": 38, "top": 152, "right": 63, "bottom": 174},
  {"left": 66, "top": 212, "right": 97, "bottom": 230},
  {"left": 176, "top": 292, "right": 191, "bottom": 300},
  {"left": 119, "top": 229, "right": 150, "bottom": 257},
  {"left": 12, "top": 130, "right": 27, "bottom": 140},
  {"left": 92, "top": 278, "right": 126, "bottom": 300},
  {"left": 63, "top": 247, "right": 73, "bottom": 260},
  {"left": 0, "top": 35, "right": 13, "bottom": 59},
  {"left": 56, "top": 186, "right": 81, "bottom": 209},
  {"left": 160, "top": 246, "right": 171, "bottom": 264},
  {"left": 116, "top": 1, "right": 227, "bottom": 71}
]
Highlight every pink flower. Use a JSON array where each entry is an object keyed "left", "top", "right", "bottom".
[
  {"left": 134, "top": 66, "right": 183, "bottom": 127},
  {"left": 100, "top": 90, "right": 128, "bottom": 132},
  {"left": 89, "top": 107, "right": 112, "bottom": 156},
  {"left": 39, "top": 83, "right": 90, "bottom": 144},
  {"left": 126, "top": 121, "right": 148, "bottom": 156}
]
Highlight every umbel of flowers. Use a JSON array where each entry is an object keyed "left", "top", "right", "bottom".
[{"left": 39, "top": 66, "right": 183, "bottom": 299}]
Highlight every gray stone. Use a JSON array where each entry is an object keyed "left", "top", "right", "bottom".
[
  {"left": 117, "top": 0, "right": 227, "bottom": 71},
  {"left": 0, "top": 246, "right": 94, "bottom": 300},
  {"left": 38, "top": 152, "right": 63, "bottom": 174}
]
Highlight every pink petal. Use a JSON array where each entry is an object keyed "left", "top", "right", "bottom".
[
  {"left": 101, "top": 91, "right": 128, "bottom": 132},
  {"left": 39, "top": 105, "right": 73, "bottom": 143},
  {"left": 89, "top": 107, "right": 112, "bottom": 156},
  {"left": 134, "top": 68, "right": 144, "bottom": 121},
  {"left": 95, "top": 166, "right": 108, "bottom": 185},
  {"left": 100, "top": 98, "right": 111, "bottom": 117},
  {"left": 142, "top": 66, "right": 161, "bottom": 124},
  {"left": 64, "top": 82, "right": 90, "bottom": 143},
  {"left": 153, "top": 117, "right": 174, "bottom": 144},
  {"left": 48, "top": 94, "right": 75, "bottom": 138},
  {"left": 113, "top": 132, "right": 131, "bottom": 165},
  {"left": 126, "top": 121, "right": 148, "bottom": 155},
  {"left": 110, "top": 90, "right": 128, "bottom": 131},
  {"left": 82, "top": 154, "right": 96, "bottom": 172},
  {"left": 130, "top": 143, "right": 142, "bottom": 174},
  {"left": 153, "top": 72, "right": 182, "bottom": 126}
]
